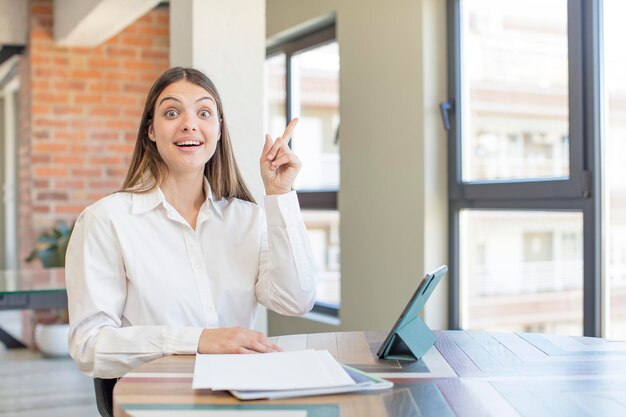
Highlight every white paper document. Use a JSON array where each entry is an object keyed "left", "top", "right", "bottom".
[
  {"left": 192, "top": 350, "right": 353, "bottom": 390},
  {"left": 192, "top": 349, "right": 393, "bottom": 400}
]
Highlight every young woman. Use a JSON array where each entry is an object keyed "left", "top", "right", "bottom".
[{"left": 65, "top": 67, "right": 317, "bottom": 378}]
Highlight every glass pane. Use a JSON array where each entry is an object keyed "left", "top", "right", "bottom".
[
  {"left": 604, "top": 0, "right": 626, "bottom": 339},
  {"left": 460, "top": 210, "right": 583, "bottom": 335},
  {"left": 291, "top": 42, "right": 340, "bottom": 190},
  {"left": 265, "top": 54, "right": 287, "bottom": 137},
  {"left": 461, "top": 0, "right": 569, "bottom": 182},
  {"left": 302, "top": 210, "right": 340, "bottom": 306}
]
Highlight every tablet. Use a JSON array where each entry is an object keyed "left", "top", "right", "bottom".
[{"left": 376, "top": 265, "right": 448, "bottom": 361}]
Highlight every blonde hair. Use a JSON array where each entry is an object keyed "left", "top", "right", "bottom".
[{"left": 121, "top": 67, "right": 255, "bottom": 203}]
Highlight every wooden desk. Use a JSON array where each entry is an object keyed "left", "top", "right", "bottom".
[{"left": 113, "top": 330, "right": 626, "bottom": 417}]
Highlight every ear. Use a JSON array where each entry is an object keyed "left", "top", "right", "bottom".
[{"left": 148, "top": 125, "right": 156, "bottom": 142}]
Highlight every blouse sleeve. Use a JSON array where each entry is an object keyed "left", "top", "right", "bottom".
[
  {"left": 65, "top": 207, "right": 203, "bottom": 379},
  {"left": 254, "top": 191, "right": 317, "bottom": 315}
]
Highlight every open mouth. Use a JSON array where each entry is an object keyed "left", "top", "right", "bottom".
[{"left": 174, "top": 139, "right": 204, "bottom": 147}]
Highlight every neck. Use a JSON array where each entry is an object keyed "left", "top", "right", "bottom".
[{"left": 160, "top": 171, "right": 206, "bottom": 227}]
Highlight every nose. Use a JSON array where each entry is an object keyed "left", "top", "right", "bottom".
[{"left": 180, "top": 113, "right": 198, "bottom": 132}]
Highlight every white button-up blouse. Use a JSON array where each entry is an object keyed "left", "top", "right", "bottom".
[{"left": 65, "top": 181, "right": 317, "bottom": 378}]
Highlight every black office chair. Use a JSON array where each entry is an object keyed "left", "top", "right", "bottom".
[{"left": 94, "top": 378, "right": 118, "bottom": 417}]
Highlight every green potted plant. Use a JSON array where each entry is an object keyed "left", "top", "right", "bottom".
[
  {"left": 25, "top": 221, "right": 73, "bottom": 268},
  {"left": 25, "top": 220, "right": 74, "bottom": 356}
]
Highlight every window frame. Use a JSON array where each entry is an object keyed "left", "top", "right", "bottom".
[
  {"left": 446, "top": 0, "right": 603, "bottom": 336},
  {"left": 0, "top": 60, "right": 20, "bottom": 270},
  {"left": 266, "top": 24, "right": 340, "bottom": 317}
]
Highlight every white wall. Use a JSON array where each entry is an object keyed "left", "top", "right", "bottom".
[
  {"left": 266, "top": 0, "right": 335, "bottom": 46},
  {"left": 266, "top": 0, "right": 449, "bottom": 335},
  {"left": 53, "top": 0, "right": 161, "bottom": 46},
  {"left": 169, "top": 0, "right": 268, "bottom": 332},
  {"left": 0, "top": 0, "right": 27, "bottom": 45},
  {"left": 170, "top": 0, "right": 266, "bottom": 204}
]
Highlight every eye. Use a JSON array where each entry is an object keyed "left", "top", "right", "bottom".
[
  {"left": 198, "top": 110, "right": 211, "bottom": 118},
  {"left": 165, "top": 109, "right": 179, "bottom": 118}
]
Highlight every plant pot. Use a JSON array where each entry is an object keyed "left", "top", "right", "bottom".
[
  {"left": 34, "top": 323, "right": 70, "bottom": 357},
  {"left": 37, "top": 248, "right": 65, "bottom": 268}
]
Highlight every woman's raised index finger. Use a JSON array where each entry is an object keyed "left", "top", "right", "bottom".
[
  {"left": 262, "top": 133, "right": 272, "bottom": 155},
  {"left": 281, "top": 118, "right": 299, "bottom": 144}
]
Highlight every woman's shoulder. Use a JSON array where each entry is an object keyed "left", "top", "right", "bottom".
[
  {"left": 79, "top": 192, "right": 134, "bottom": 220},
  {"left": 216, "top": 197, "right": 262, "bottom": 216}
]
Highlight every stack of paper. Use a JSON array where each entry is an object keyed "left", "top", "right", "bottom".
[{"left": 192, "top": 349, "right": 393, "bottom": 400}]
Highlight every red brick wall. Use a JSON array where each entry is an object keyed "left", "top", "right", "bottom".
[{"left": 20, "top": 0, "right": 170, "bottom": 266}]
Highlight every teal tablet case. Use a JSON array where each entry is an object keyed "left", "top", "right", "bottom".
[{"left": 377, "top": 265, "right": 447, "bottom": 361}]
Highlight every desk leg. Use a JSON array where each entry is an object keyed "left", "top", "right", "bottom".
[{"left": 0, "top": 327, "right": 27, "bottom": 348}]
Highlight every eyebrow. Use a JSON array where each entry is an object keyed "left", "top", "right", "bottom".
[{"left": 158, "top": 96, "right": 216, "bottom": 106}]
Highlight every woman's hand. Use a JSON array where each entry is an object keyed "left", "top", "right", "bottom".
[
  {"left": 197, "top": 327, "right": 282, "bottom": 354},
  {"left": 260, "top": 118, "right": 302, "bottom": 195}
]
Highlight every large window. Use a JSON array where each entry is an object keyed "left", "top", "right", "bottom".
[
  {"left": 447, "top": 0, "right": 601, "bottom": 336},
  {"left": 265, "top": 26, "right": 340, "bottom": 315}
]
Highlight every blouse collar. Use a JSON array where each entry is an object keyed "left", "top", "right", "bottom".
[{"left": 131, "top": 177, "right": 223, "bottom": 219}]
